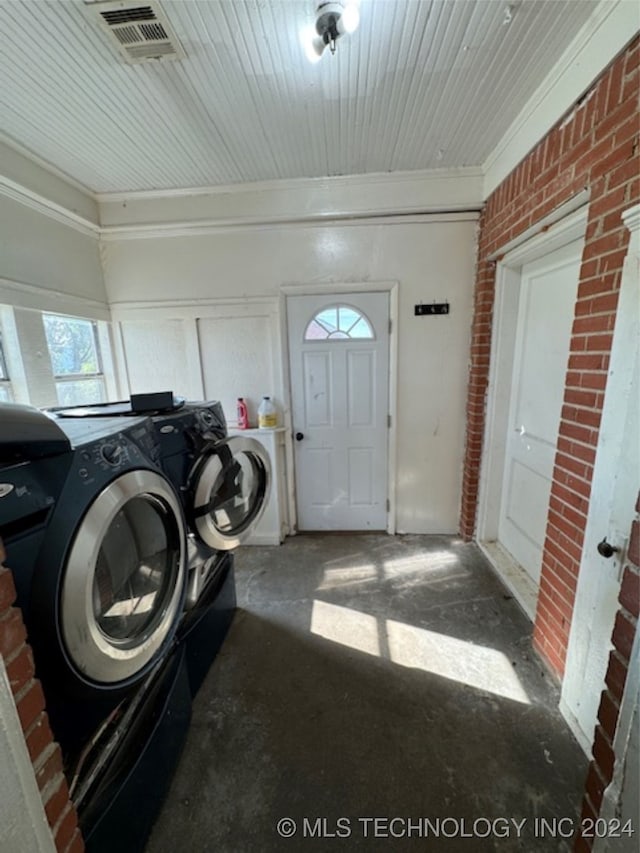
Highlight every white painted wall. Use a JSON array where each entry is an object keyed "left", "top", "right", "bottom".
[
  {"left": 0, "top": 196, "right": 106, "bottom": 315},
  {"left": 104, "top": 214, "right": 478, "bottom": 534},
  {"left": 0, "top": 149, "right": 111, "bottom": 408},
  {"left": 0, "top": 140, "right": 107, "bottom": 318}
]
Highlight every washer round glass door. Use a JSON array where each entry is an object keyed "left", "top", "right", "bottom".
[
  {"left": 191, "top": 436, "right": 271, "bottom": 550},
  {"left": 60, "top": 469, "right": 186, "bottom": 685}
]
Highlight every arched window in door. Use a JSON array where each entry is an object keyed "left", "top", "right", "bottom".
[{"left": 304, "top": 304, "right": 374, "bottom": 341}]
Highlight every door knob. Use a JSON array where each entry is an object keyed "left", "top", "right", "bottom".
[
  {"left": 295, "top": 432, "right": 304, "bottom": 441},
  {"left": 597, "top": 537, "right": 619, "bottom": 559}
]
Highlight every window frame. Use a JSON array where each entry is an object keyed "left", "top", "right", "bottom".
[
  {"left": 43, "top": 312, "right": 107, "bottom": 406},
  {"left": 0, "top": 330, "right": 13, "bottom": 401},
  {"left": 303, "top": 303, "right": 375, "bottom": 342}
]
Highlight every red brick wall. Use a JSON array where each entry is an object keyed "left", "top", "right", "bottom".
[
  {"left": 574, "top": 494, "right": 640, "bottom": 852},
  {"left": 0, "top": 539, "right": 84, "bottom": 853},
  {"left": 461, "top": 36, "right": 640, "bottom": 677}
]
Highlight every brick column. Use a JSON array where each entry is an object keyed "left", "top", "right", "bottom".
[
  {"left": 461, "top": 35, "right": 639, "bottom": 678},
  {"left": 0, "top": 538, "right": 84, "bottom": 853}
]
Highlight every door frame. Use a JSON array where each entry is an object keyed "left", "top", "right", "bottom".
[
  {"left": 560, "top": 203, "right": 640, "bottom": 752},
  {"left": 476, "top": 204, "right": 589, "bottom": 619},
  {"left": 280, "top": 281, "right": 399, "bottom": 535}
]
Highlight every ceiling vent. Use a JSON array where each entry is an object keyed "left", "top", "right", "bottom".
[{"left": 87, "top": 1, "right": 185, "bottom": 64}]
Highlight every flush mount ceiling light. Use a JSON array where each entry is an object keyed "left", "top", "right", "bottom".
[{"left": 302, "top": 1, "right": 360, "bottom": 63}]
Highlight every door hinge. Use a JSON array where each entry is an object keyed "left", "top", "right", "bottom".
[
  {"left": 386, "top": 498, "right": 390, "bottom": 513},
  {"left": 387, "top": 413, "right": 392, "bottom": 428},
  {"left": 389, "top": 318, "right": 392, "bottom": 334}
]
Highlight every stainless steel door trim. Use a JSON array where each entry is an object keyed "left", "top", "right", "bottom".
[
  {"left": 185, "top": 554, "right": 218, "bottom": 610},
  {"left": 192, "top": 436, "right": 271, "bottom": 551},
  {"left": 61, "top": 469, "right": 187, "bottom": 684}
]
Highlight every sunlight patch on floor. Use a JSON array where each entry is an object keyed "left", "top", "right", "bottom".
[
  {"left": 382, "top": 550, "right": 459, "bottom": 578},
  {"left": 317, "top": 563, "right": 380, "bottom": 590},
  {"left": 317, "top": 550, "right": 461, "bottom": 590},
  {"left": 311, "top": 600, "right": 381, "bottom": 656},
  {"left": 386, "top": 619, "right": 530, "bottom": 704},
  {"left": 310, "top": 600, "right": 530, "bottom": 705}
]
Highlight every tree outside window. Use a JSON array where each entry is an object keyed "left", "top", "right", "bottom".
[{"left": 43, "top": 314, "right": 106, "bottom": 406}]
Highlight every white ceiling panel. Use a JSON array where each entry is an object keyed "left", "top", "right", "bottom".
[{"left": 0, "top": 0, "right": 599, "bottom": 193}]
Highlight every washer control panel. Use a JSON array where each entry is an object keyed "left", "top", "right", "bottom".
[
  {"left": 57, "top": 416, "right": 160, "bottom": 484},
  {"left": 77, "top": 438, "right": 133, "bottom": 481}
]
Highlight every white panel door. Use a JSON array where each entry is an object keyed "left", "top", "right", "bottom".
[
  {"left": 498, "top": 240, "right": 582, "bottom": 585},
  {"left": 287, "top": 292, "right": 389, "bottom": 530}
]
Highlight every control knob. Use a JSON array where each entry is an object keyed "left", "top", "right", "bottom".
[{"left": 101, "top": 443, "right": 123, "bottom": 466}]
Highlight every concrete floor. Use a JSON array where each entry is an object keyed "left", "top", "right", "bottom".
[{"left": 146, "top": 535, "right": 588, "bottom": 853}]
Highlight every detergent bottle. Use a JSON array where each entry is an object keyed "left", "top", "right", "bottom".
[
  {"left": 258, "top": 396, "right": 277, "bottom": 429},
  {"left": 236, "top": 397, "right": 249, "bottom": 429}
]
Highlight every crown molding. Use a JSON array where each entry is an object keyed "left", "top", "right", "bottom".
[
  {"left": 0, "top": 176, "right": 100, "bottom": 238},
  {"left": 280, "top": 280, "right": 398, "bottom": 296},
  {"left": 95, "top": 167, "right": 484, "bottom": 204},
  {"left": 109, "top": 295, "right": 280, "bottom": 323},
  {"left": 99, "top": 210, "right": 480, "bottom": 241},
  {"left": 483, "top": 0, "right": 639, "bottom": 198},
  {"left": 0, "top": 158, "right": 481, "bottom": 239},
  {"left": 97, "top": 167, "right": 484, "bottom": 231},
  {"left": 110, "top": 294, "right": 278, "bottom": 312},
  {"left": 0, "top": 132, "right": 96, "bottom": 198},
  {"left": 0, "top": 276, "right": 110, "bottom": 319}
]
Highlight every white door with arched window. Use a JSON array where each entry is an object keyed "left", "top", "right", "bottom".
[{"left": 287, "top": 291, "right": 390, "bottom": 530}]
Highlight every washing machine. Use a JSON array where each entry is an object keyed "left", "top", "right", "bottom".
[
  {"left": 48, "top": 395, "right": 272, "bottom": 695},
  {"left": 1, "top": 402, "right": 195, "bottom": 852},
  {"left": 0, "top": 403, "right": 190, "bottom": 752},
  {"left": 0, "top": 402, "right": 73, "bottom": 580},
  {"left": 49, "top": 396, "right": 271, "bottom": 552}
]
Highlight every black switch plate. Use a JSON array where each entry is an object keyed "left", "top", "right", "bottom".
[{"left": 415, "top": 303, "right": 449, "bottom": 316}]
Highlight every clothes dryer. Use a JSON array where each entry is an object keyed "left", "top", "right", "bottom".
[
  {"left": 0, "top": 404, "right": 189, "bottom": 754},
  {"left": 1, "top": 403, "right": 194, "bottom": 853}
]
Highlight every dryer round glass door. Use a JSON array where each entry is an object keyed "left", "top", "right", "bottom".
[
  {"left": 191, "top": 436, "right": 271, "bottom": 550},
  {"left": 60, "top": 470, "right": 187, "bottom": 685}
]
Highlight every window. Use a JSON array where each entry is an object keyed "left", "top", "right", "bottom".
[
  {"left": 0, "top": 332, "right": 12, "bottom": 402},
  {"left": 43, "top": 313, "right": 107, "bottom": 406},
  {"left": 304, "top": 305, "right": 374, "bottom": 341}
]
